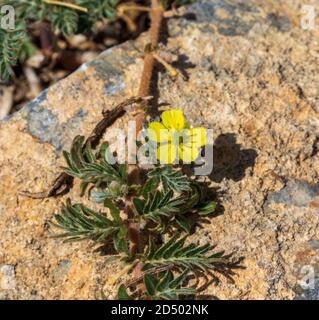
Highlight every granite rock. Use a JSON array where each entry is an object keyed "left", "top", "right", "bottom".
[{"left": 0, "top": 0, "right": 319, "bottom": 299}]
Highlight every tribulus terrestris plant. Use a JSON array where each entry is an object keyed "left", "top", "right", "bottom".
[
  {"left": 52, "top": 118, "right": 235, "bottom": 300},
  {"left": 22, "top": 0, "right": 240, "bottom": 300}
]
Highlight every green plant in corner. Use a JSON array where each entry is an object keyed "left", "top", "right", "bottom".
[
  {"left": 0, "top": 0, "right": 119, "bottom": 80},
  {"left": 0, "top": 20, "right": 29, "bottom": 81},
  {"left": 0, "top": 0, "right": 197, "bottom": 81}
]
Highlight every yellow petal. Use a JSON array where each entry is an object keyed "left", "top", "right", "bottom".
[
  {"left": 190, "top": 127, "right": 206, "bottom": 147},
  {"left": 161, "top": 109, "right": 185, "bottom": 131},
  {"left": 157, "top": 142, "right": 177, "bottom": 164},
  {"left": 148, "top": 122, "right": 170, "bottom": 142},
  {"left": 178, "top": 144, "right": 200, "bottom": 163}
]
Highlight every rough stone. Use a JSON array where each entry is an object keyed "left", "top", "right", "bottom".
[
  {"left": 0, "top": 0, "right": 319, "bottom": 299},
  {"left": 266, "top": 179, "right": 319, "bottom": 208}
]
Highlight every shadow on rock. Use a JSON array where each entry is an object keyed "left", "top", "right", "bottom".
[
  {"left": 172, "top": 53, "right": 196, "bottom": 81},
  {"left": 195, "top": 252, "right": 246, "bottom": 293},
  {"left": 209, "top": 133, "right": 257, "bottom": 183},
  {"left": 149, "top": 52, "right": 196, "bottom": 118}
]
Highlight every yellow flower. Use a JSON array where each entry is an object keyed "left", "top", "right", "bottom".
[{"left": 147, "top": 109, "right": 206, "bottom": 164}]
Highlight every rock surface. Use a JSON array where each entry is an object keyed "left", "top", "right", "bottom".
[{"left": 0, "top": 0, "right": 319, "bottom": 299}]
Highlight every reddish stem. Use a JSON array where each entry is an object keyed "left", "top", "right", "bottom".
[{"left": 127, "top": 0, "right": 164, "bottom": 256}]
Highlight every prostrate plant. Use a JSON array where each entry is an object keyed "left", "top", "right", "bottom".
[{"left": 51, "top": 109, "right": 235, "bottom": 300}]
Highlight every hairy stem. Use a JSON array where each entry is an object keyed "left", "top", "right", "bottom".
[{"left": 126, "top": 0, "right": 164, "bottom": 256}]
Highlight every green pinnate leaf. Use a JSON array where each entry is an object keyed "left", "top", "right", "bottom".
[
  {"left": 143, "top": 235, "right": 227, "bottom": 274},
  {"left": 148, "top": 166, "right": 191, "bottom": 193},
  {"left": 52, "top": 199, "right": 124, "bottom": 245}
]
